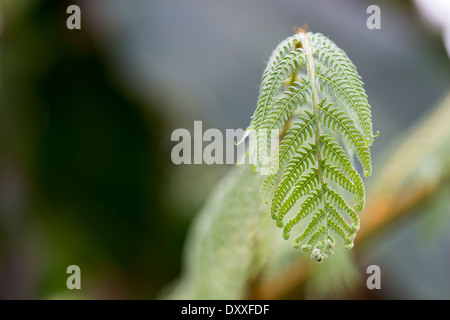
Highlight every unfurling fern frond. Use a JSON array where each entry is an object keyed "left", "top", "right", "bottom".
[{"left": 247, "top": 30, "right": 376, "bottom": 263}]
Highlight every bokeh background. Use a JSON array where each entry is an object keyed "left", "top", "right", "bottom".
[{"left": 0, "top": 0, "right": 449, "bottom": 299}]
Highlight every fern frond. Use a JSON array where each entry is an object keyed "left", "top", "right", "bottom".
[{"left": 248, "top": 30, "right": 375, "bottom": 262}]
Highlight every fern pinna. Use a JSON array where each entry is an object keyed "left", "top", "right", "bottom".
[{"left": 249, "top": 30, "right": 376, "bottom": 263}]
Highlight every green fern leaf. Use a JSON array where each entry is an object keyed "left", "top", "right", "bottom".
[{"left": 248, "top": 30, "right": 376, "bottom": 262}]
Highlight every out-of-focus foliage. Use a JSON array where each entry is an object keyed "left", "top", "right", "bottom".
[
  {"left": 0, "top": 0, "right": 191, "bottom": 299},
  {"left": 162, "top": 166, "right": 271, "bottom": 299}
]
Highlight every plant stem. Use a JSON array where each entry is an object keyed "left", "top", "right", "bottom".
[{"left": 301, "top": 31, "right": 327, "bottom": 239}]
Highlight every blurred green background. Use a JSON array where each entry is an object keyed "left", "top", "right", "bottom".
[{"left": 0, "top": 0, "right": 449, "bottom": 299}]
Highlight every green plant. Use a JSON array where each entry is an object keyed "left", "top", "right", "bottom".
[
  {"left": 164, "top": 30, "right": 450, "bottom": 299},
  {"left": 249, "top": 30, "right": 376, "bottom": 262}
]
